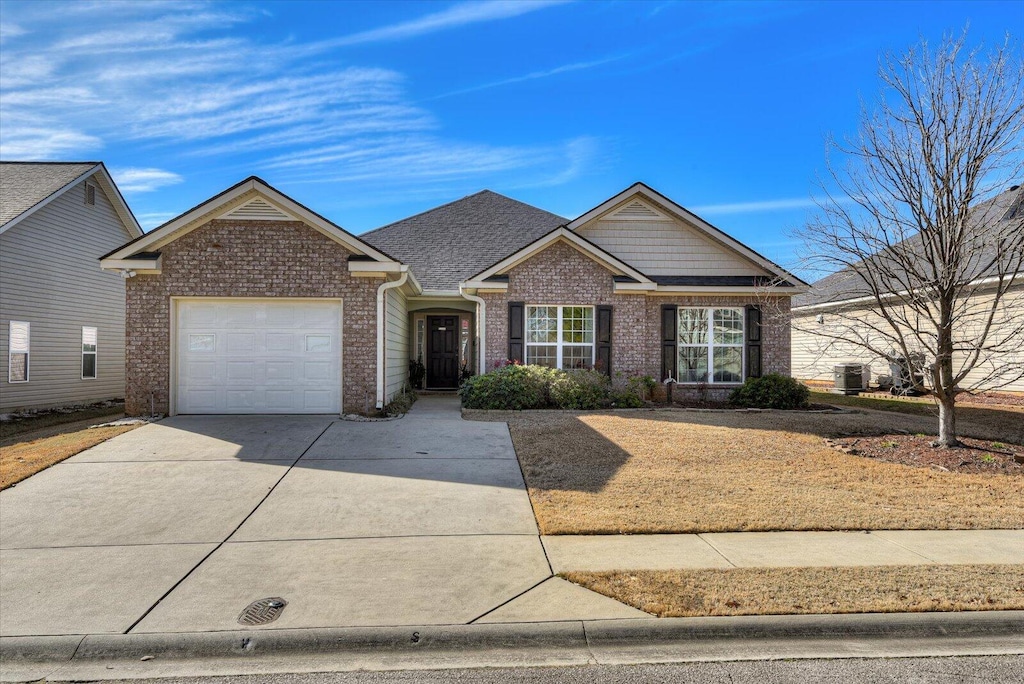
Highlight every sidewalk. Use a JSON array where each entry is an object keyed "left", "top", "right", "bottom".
[{"left": 541, "top": 529, "right": 1024, "bottom": 573}]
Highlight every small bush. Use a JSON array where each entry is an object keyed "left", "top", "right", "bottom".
[
  {"left": 729, "top": 373, "right": 810, "bottom": 410},
  {"left": 459, "top": 363, "right": 557, "bottom": 410},
  {"left": 550, "top": 369, "right": 611, "bottom": 409}
]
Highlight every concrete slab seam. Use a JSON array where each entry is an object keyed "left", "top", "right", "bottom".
[
  {"left": 869, "top": 532, "right": 941, "bottom": 563},
  {"left": 694, "top": 534, "right": 738, "bottom": 568},
  {"left": 466, "top": 576, "right": 554, "bottom": 624},
  {"left": 121, "top": 421, "right": 336, "bottom": 634}
]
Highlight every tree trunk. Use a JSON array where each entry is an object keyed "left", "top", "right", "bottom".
[{"left": 936, "top": 395, "right": 961, "bottom": 448}]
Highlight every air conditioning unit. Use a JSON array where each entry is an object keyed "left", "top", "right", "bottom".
[{"left": 833, "top": 364, "right": 865, "bottom": 394}]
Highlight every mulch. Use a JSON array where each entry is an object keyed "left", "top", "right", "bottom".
[{"left": 827, "top": 434, "right": 1024, "bottom": 475}]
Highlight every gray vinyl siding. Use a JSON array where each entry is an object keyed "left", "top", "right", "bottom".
[
  {"left": 384, "top": 287, "right": 409, "bottom": 403},
  {"left": 0, "top": 180, "right": 133, "bottom": 410}
]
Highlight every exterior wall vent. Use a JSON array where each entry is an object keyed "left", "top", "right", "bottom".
[
  {"left": 224, "top": 197, "right": 293, "bottom": 221},
  {"left": 610, "top": 199, "right": 669, "bottom": 221},
  {"left": 85, "top": 183, "right": 96, "bottom": 206}
]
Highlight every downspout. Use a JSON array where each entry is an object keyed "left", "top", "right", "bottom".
[
  {"left": 376, "top": 268, "right": 409, "bottom": 410},
  {"left": 459, "top": 284, "right": 487, "bottom": 375}
]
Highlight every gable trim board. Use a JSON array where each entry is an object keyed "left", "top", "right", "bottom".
[
  {"left": 100, "top": 176, "right": 399, "bottom": 270},
  {"left": 1, "top": 162, "right": 142, "bottom": 239}
]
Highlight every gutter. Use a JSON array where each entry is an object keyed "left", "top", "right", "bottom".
[
  {"left": 375, "top": 268, "right": 410, "bottom": 410},
  {"left": 459, "top": 284, "right": 487, "bottom": 375}
]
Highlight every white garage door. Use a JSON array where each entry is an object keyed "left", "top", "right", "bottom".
[{"left": 175, "top": 300, "right": 342, "bottom": 414}]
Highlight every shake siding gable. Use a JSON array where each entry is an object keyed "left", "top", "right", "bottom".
[
  {"left": 0, "top": 180, "right": 132, "bottom": 410},
  {"left": 124, "top": 218, "right": 383, "bottom": 416}
]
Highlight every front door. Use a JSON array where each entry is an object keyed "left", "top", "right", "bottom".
[{"left": 427, "top": 316, "right": 459, "bottom": 389}]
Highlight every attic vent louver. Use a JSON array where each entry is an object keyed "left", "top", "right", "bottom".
[
  {"left": 224, "top": 197, "right": 292, "bottom": 221},
  {"left": 612, "top": 199, "right": 668, "bottom": 220}
]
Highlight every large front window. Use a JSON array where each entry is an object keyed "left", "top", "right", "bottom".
[
  {"left": 678, "top": 307, "right": 744, "bottom": 383},
  {"left": 526, "top": 305, "right": 594, "bottom": 369}
]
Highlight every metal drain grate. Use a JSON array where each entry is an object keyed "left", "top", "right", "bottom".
[{"left": 238, "top": 597, "right": 287, "bottom": 626}]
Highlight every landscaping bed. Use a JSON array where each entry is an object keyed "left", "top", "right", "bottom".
[
  {"left": 565, "top": 564, "right": 1024, "bottom": 618},
  {"left": 827, "top": 434, "right": 1024, "bottom": 475},
  {"left": 468, "top": 409, "right": 1024, "bottom": 534}
]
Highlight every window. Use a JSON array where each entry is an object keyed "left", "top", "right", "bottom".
[
  {"left": 525, "top": 306, "right": 594, "bottom": 370},
  {"left": 82, "top": 327, "right": 97, "bottom": 379},
  {"left": 677, "top": 308, "right": 744, "bottom": 383},
  {"left": 9, "top": 321, "right": 29, "bottom": 382}
]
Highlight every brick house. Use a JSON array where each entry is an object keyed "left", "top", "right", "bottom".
[{"left": 101, "top": 178, "right": 807, "bottom": 415}]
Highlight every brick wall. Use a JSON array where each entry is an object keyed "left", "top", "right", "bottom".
[
  {"left": 479, "top": 239, "right": 793, "bottom": 402},
  {"left": 125, "top": 219, "right": 383, "bottom": 415}
]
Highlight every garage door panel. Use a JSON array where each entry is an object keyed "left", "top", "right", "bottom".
[{"left": 176, "top": 300, "right": 342, "bottom": 415}]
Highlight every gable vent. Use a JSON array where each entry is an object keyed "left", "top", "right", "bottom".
[
  {"left": 224, "top": 197, "right": 293, "bottom": 221},
  {"left": 611, "top": 199, "right": 668, "bottom": 221}
]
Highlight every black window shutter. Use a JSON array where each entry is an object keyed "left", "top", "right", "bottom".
[
  {"left": 596, "top": 305, "right": 613, "bottom": 376},
  {"left": 745, "top": 304, "right": 762, "bottom": 379},
  {"left": 661, "top": 304, "right": 678, "bottom": 381},
  {"left": 508, "top": 301, "right": 525, "bottom": 363}
]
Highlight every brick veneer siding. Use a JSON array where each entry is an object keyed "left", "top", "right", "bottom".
[
  {"left": 124, "top": 219, "right": 384, "bottom": 416},
  {"left": 479, "top": 240, "right": 793, "bottom": 401},
  {"left": 480, "top": 241, "right": 648, "bottom": 373}
]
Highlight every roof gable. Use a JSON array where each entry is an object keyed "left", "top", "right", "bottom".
[
  {"left": 464, "top": 227, "right": 653, "bottom": 287},
  {"left": 568, "top": 183, "right": 808, "bottom": 287},
  {"left": 360, "top": 189, "right": 566, "bottom": 292},
  {"left": 0, "top": 162, "right": 141, "bottom": 238},
  {"left": 102, "top": 176, "right": 395, "bottom": 263}
]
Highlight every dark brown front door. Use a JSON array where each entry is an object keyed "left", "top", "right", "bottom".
[{"left": 427, "top": 316, "right": 459, "bottom": 388}]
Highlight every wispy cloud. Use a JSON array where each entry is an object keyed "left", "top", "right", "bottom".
[
  {"left": 321, "top": 0, "right": 569, "bottom": 48},
  {"left": 110, "top": 168, "right": 184, "bottom": 193},
  {"left": 0, "top": 0, "right": 588, "bottom": 201},
  {"left": 691, "top": 196, "right": 849, "bottom": 215},
  {"left": 428, "top": 54, "right": 628, "bottom": 100}
]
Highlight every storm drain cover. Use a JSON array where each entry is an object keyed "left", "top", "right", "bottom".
[{"left": 238, "top": 597, "right": 287, "bottom": 626}]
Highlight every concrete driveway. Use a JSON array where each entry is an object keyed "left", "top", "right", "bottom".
[{"left": 0, "top": 398, "right": 643, "bottom": 637}]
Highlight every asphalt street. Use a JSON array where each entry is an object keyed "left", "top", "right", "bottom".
[{"left": 99, "top": 656, "right": 1024, "bottom": 684}]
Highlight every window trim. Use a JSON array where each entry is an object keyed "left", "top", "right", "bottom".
[
  {"left": 82, "top": 326, "right": 98, "bottom": 380},
  {"left": 524, "top": 305, "right": 596, "bottom": 370},
  {"left": 676, "top": 306, "right": 745, "bottom": 384},
  {"left": 8, "top": 320, "right": 30, "bottom": 383}
]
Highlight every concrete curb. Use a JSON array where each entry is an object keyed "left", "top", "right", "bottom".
[{"left": 3, "top": 611, "right": 1023, "bottom": 682}]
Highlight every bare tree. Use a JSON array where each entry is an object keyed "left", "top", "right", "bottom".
[{"left": 795, "top": 32, "right": 1024, "bottom": 447}]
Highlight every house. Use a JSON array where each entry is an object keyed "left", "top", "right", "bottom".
[
  {"left": 791, "top": 185, "right": 1024, "bottom": 394},
  {"left": 1, "top": 162, "right": 142, "bottom": 411},
  {"left": 100, "top": 177, "right": 807, "bottom": 416}
]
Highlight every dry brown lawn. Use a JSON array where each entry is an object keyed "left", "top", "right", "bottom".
[
  {"left": 565, "top": 565, "right": 1024, "bottom": 618},
  {"left": 1, "top": 424, "right": 139, "bottom": 489},
  {"left": 467, "top": 408, "right": 1024, "bottom": 534}
]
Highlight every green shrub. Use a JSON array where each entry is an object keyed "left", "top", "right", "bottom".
[
  {"left": 459, "top": 363, "right": 558, "bottom": 410},
  {"left": 550, "top": 369, "right": 611, "bottom": 409},
  {"left": 729, "top": 373, "right": 810, "bottom": 410}
]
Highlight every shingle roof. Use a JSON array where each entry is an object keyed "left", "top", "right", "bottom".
[
  {"left": 794, "top": 185, "right": 1024, "bottom": 308},
  {"left": 0, "top": 162, "right": 99, "bottom": 227},
  {"left": 360, "top": 190, "right": 567, "bottom": 291}
]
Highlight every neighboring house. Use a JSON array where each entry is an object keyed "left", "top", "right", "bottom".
[
  {"left": 791, "top": 185, "right": 1024, "bottom": 393},
  {"left": 100, "top": 177, "right": 807, "bottom": 416},
  {"left": 1, "top": 162, "right": 142, "bottom": 411}
]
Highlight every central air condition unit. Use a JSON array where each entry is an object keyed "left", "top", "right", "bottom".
[{"left": 833, "top": 363, "right": 865, "bottom": 394}]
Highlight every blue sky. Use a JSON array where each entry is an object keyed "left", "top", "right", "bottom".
[{"left": 0, "top": 1, "right": 1018, "bottom": 273}]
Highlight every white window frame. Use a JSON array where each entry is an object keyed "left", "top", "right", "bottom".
[
  {"left": 8, "top": 320, "right": 30, "bottom": 383},
  {"left": 525, "top": 305, "right": 595, "bottom": 370},
  {"left": 677, "top": 307, "right": 745, "bottom": 384},
  {"left": 82, "top": 326, "right": 98, "bottom": 380}
]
